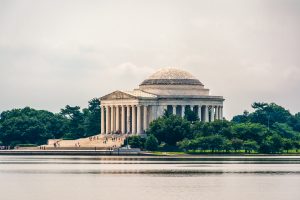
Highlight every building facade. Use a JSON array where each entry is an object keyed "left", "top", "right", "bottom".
[{"left": 100, "top": 68, "right": 224, "bottom": 135}]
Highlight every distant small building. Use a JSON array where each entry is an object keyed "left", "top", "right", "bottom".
[{"left": 100, "top": 68, "right": 224, "bottom": 135}]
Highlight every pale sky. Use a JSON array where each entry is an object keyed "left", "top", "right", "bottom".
[{"left": 0, "top": 0, "right": 299, "bottom": 119}]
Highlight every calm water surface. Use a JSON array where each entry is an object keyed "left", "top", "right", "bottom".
[{"left": 0, "top": 155, "right": 299, "bottom": 200}]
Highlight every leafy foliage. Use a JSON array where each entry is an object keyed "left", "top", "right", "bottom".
[
  {"left": 147, "top": 113, "right": 192, "bottom": 146},
  {"left": 127, "top": 135, "right": 145, "bottom": 149},
  {"left": 148, "top": 102, "right": 300, "bottom": 153},
  {"left": 184, "top": 106, "right": 199, "bottom": 122},
  {"left": 243, "top": 140, "right": 258, "bottom": 153},
  {"left": 0, "top": 98, "right": 101, "bottom": 146},
  {"left": 0, "top": 100, "right": 299, "bottom": 154},
  {"left": 145, "top": 135, "right": 159, "bottom": 151}
]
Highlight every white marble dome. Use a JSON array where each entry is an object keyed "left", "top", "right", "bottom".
[
  {"left": 149, "top": 68, "right": 196, "bottom": 79},
  {"left": 140, "top": 68, "right": 203, "bottom": 86},
  {"left": 139, "top": 68, "right": 208, "bottom": 96}
]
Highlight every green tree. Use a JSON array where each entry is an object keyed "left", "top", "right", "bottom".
[
  {"left": 293, "top": 141, "right": 300, "bottom": 152},
  {"left": 145, "top": 135, "right": 159, "bottom": 151},
  {"left": 128, "top": 136, "right": 145, "bottom": 149},
  {"left": 232, "top": 110, "right": 250, "bottom": 123},
  {"left": 282, "top": 138, "right": 293, "bottom": 153},
  {"left": 272, "top": 122, "right": 298, "bottom": 139},
  {"left": 250, "top": 102, "right": 291, "bottom": 127},
  {"left": 84, "top": 98, "right": 101, "bottom": 136},
  {"left": 232, "top": 123, "right": 268, "bottom": 144},
  {"left": 201, "top": 122, "right": 215, "bottom": 137},
  {"left": 184, "top": 106, "right": 199, "bottom": 122},
  {"left": 0, "top": 107, "right": 67, "bottom": 146},
  {"left": 270, "top": 134, "right": 284, "bottom": 153},
  {"left": 60, "top": 105, "right": 85, "bottom": 138},
  {"left": 244, "top": 140, "right": 258, "bottom": 153},
  {"left": 261, "top": 134, "right": 284, "bottom": 153},
  {"left": 223, "top": 139, "right": 232, "bottom": 152},
  {"left": 196, "top": 137, "right": 211, "bottom": 151},
  {"left": 207, "top": 135, "right": 225, "bottom": 152},
  {"left": 148, "top": 114, "right": 192, "bottom": 146},
  {"left": 231, "top": 138, "right": 243, "bottom": 152},
  {"left": 177, "top": 139, "right": 192, "bottom": 151},
  {"left": 292, "top": 113, "right": 300, "bottom": 131}
]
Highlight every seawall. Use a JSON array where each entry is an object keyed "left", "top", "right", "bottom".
[{"left": 0, "top": 149, "right": 141, "bottom": 156}]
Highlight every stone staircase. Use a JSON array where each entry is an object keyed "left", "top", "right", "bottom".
[{"left": 44, "top": 134, "right": 127, "bottom": 150}]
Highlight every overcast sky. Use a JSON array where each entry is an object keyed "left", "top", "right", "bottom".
[{"left": 0, "top": 0, "right": 299, "bottom": 119}]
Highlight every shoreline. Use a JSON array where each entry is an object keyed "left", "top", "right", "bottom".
[
  {"left": 1, "top": 150, "right": 300, "bottom": 156},
  {"left": 0, "top": 149, "right": 141, "bottom": 156}
]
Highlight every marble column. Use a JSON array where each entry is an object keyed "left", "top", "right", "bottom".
[
  {"left": 132, "top": 105, "right": 136, "bottom": 134},
  {"left": 121, "top": 106, "right": 125, "bottom": 133},
  {"left": 115, "top": 106, "right": 120, "bottom": 131},
  {"left": 157, "top": 106, "right": 163, "bottom": 118},
  {"left": 126, "top": 105, "right": 131, "bottom": 133},
  {"left": 137, "top": 105, "right": 141, "bottom": 134},
  {"left": 143, "top": 105, "right": 148, "bottom": 132},
  {"left": 211, "top": 106, "right": 215, "bottom": 122},
  {"left": 205, "top": 105, "right": 209, "bottom": 122},
  {"left": 101, "top": 106, "right": 105, "bottom": 134},
  {"left": 220, "top": 106, "right": 223, "bottom": 120},
  {"left": 215, "top": 106, "right": 219, "bottom": 120},
  {"left": 106, "top": 106, "right": 110, "bottom": 134},
  {"left": 172, "top": 105, "right": 176, "bottom": 115},
  {"left": 215, "top": 106, "right": 217, "bottom": 120},
  {"left": 198, "top": 105, "right": 202, "bottom": 121},
  {"left": 181, "top": 105, "right": 185, "bottom": 118},
  {"left": 110, "top": 106, "right": 114, "bottom": 132}
]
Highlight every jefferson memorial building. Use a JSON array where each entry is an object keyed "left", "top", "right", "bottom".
[{"left": 100, "top": 68, "right": 224, "bottom": 135}]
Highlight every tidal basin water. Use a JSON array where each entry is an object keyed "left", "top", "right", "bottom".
[{"left": 0, "top": 155, "right": 300, "bottom": 200}]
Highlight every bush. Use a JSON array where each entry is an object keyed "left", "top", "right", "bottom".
[
  {"left": 244, "top": 140, "right": 258, "bottom": 153},
  {"left": 145, "top": 135, "right": 158, "bottom": 151},
  {"left": 231, "top": 138, "right": 243, "bottom": 152},
  {"left": 128, "top": 136, "right": 145, "bottom": 149},
  {"left": 148, "top": 114, "right": 192, "bottom": 146}
]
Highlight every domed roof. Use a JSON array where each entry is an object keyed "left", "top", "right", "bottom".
[
  {"left": 148, "top": 68, "right": 196, "bottom": 79},
  {"left": 140, "top": 68, "right": 203, "bottom": 86}
]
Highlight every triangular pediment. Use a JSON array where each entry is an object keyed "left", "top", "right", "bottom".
[{"left": 100, "top": 90, "right": 137, "bottom": 100}]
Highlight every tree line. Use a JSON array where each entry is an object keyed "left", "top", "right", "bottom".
[
  {"left": 129, "top": 102, "right": 300, "bottom": 153},
  {"left": 1, "top": 99, "right": 300, "bottom": 153},
  {"left": 0, "top": 98, "right": 101, "bottom": 146}
]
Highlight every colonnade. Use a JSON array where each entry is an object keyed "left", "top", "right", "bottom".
[
  {"left": 201, "top": 105, "right": 223, "bottom": 122},
  {"left": 168, "top": 105, "right": 223, "bottom": 122},
  {"left": 101, "top": 104, "right": 223, "bottom": 135},
  {"left": 101, "top": 105, "right": 149, "bottom": 135}
]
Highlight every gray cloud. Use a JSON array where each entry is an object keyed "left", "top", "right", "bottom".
[{"left": 0, "top": 0, "right": 299, "bottom": 119}]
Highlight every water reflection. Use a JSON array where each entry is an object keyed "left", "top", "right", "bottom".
[
  {"left": 1, "top": 156, "right": 300, "bottom": 200},
  {"left": 0, "top": 155, "right": 300, "bottom": 175}
]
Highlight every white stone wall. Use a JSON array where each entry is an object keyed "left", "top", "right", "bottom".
[{"left": 139, "top": 84, "right": 210, "bottom": 96}]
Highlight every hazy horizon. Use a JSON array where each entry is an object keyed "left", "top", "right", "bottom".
[{"left": 1, "top": 0, "right": 300, "bottom": 119}]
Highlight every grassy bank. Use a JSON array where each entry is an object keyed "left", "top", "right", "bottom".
[{"left": 147, "top": 149, "right": 300, "bottom": 156}]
